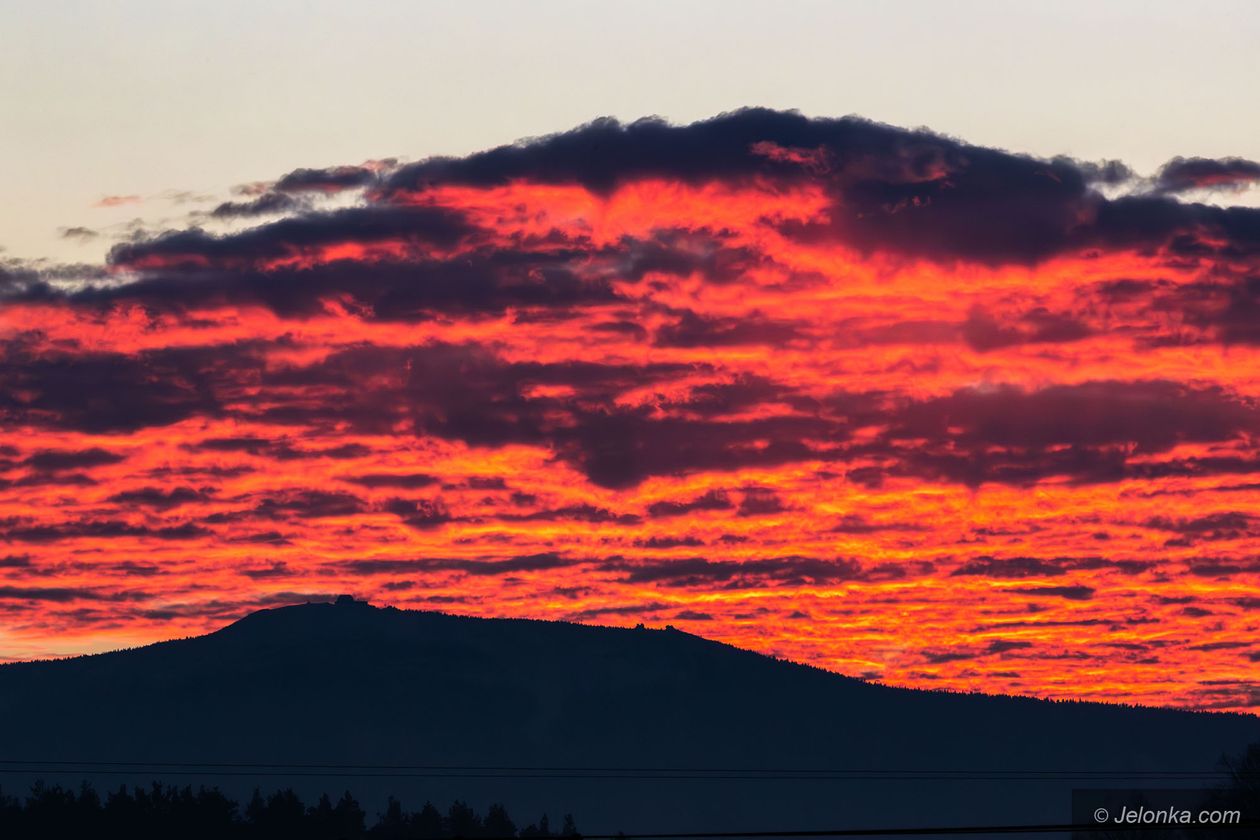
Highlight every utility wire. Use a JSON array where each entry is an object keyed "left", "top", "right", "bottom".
[
  {"left": 2, "top": 769, "right": 1252, "bottom": 781},
  {"left": 575, "top": 824, "right": 1256, "bottom": 838},
  {"left": 0, "top": 760, "right": 1248, "bottom": 780}
]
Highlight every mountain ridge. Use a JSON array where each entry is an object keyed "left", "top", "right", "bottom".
[
  {"left": 1, "top": 598, "right": 1257, "bottom": 833},
  {"left": 6, "top": 597, "right": 1250, "bottom": 720}
]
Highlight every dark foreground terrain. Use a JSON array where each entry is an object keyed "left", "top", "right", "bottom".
[{"left": 1, "top": 598, "right": 1256, "bottom": 835}]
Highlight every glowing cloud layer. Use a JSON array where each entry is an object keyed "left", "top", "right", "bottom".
[{"left": 2, "top": 110, "right": 1259, "bottom": 712}]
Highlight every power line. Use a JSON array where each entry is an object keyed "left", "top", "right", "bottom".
[
  {"left": 0, "top": 760, "right": 1245, "bottom": 779},
  {"left": 0, "top": 771, "right": 1245, "bottom": 782},
  {"left": 579, "top": 825, "right": 1255, "bottom": 838},
  {"left": 0, "top": 760, "right": 1244, "bottom": 780}
]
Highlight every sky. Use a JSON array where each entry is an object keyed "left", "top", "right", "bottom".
[
  {"left": 2, "top": 1, "right": 1260, "bottom": 714},
  {"left": 4, "top": 0, "right": 1260, "bottom": 265}
]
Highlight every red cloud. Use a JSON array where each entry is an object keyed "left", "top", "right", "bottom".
[{"left": 2, "top": 110, "right": 1260, "bottom": 714}]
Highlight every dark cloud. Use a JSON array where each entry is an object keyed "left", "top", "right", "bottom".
[
  {"left": 1009, "top": 585, "right": 1096, "bottom": 601},
  {"left": 259, "top": 343, "right": 812, "bottom": 488},
  {"left": 342, "top": 552, "right": 581, "bottom": 577},
  {"left": 1066, "top": 158, "right": 1134, "bottom": 186},
  {"left": 654, "top": 310, "right": 803, "bottom": 348},
  {"left": 925, "top": 644, "right": 1035, "bottom": 665},
  {"left": 828, "top": 514, "right": 924, "bottom": 534},
  {"left": 590, "top": 319, "right": 648, "bottom": 340},
  {"left": 0, "top": 263, "right": 46, "bottom": 299},
  {"left": 93, "top": 244, "right": 618, "bottom": 321},
  {"left": 251, "top": 490, "right": 366, "bottom": 520},
  {"left": 567, "top": 601, "right": 672, "bottom": 621},
  {"left": 606, "top": 555, "right": 863, "bottom": 588},
  {"left": 634, "top": 536, "right": 704, "bottom": 548},
  {"left": 109, "top": 204, "right": 473, "bottom": 272},
  {"left": 228, "top": 530, "right": 290, "bottom": 545},
  {"left": 384, "top": 109, "right": 1260, "bottom": 265},
  {"left": 1, "top": 472, "right": 97, "bottom": 489},
  {"left": 210, "top": 191, "right": 304, "bottom": 218},
  {"left": 381, "top": 497, "right": 452, "bottom": 529},
  {"left": 1089, "top": 194, "right": 1260, "bottom": 261},
  {"left": 952, "top": 556, "right": 1070, "bottom": 578},
  {"left": 736, "top": 486, "right": 789, "bottom": 517},
  {"left": 193, "top": 436, "right": 273, "bottom": 453},
  {"left": 10, "top": 330, "right": 1260, "bottom": 493},
  {"left": 961, "top": 307, "right": 1091, "bottom": 352},
  {"left": 499, "top": 503, "right": 640, "bottom": 525},
  {"left": 281, "top": 443, "right": 372, "bottom": 460},
  {"left": 1188, "top": 641, "right": 1251, "bottom": 652},
  {"left": 464, "top": 477, "right": 507, "bottom": 490},
  {"left": 565, "top": 410, "right": 837, "bottom": 488},
  {"left": 337, "top": 557, "right": 436, "bottom": 575},
  {"left": 890, "top": 380, "right": 1253, "bottom": 452},
  {"left": 0, "top": 343, "right": 252, "bottom": 433},
  {"left": 179, "top": 437, "right": 368, "bottom": 462},
  {"left": 1158, "top": 275, "right": 1260, "bottom": 346},
  {"left": 661, "top": 375, "right": 822, "bottom": 422},
  {"left": 341, "top": 473, "right": 440, "bottom": 489},
  {"left": 24, "top": 448, "right": 125, "bottom": 471},
  {"left": 1145, "top": 512, "right": 1257, "bottom": 542},
  {"left": 1185, "top": 558, "right": 1260, "bottom": 578},
  {"left": 450, "top": 552, "right": 581, "bottom": 576},
  {"left": 106, "top": 487, "right": 213, "bottom": 509},
  {"left": 873, "top": 380, "right": 1260, "bottom": 487},
  {"left": 0, "top": 519, "right": 210, "bottom": 543},
  {"left": 605, "top": 230, "right": 762, "bottom": 285},
  {"left": 1154, "top": 157, "right": 1260, "bottom": 194},
  {"left": 0, "top": 585, "right": 150, "bottom": 602},
  {"left": 238, "top": 561, "right": 295, "bottom": 579},
  {"left": 922, "top": 650, "right": 978, "bottom": 665},
  {"left": 7, "top": 111, "right": 1260, "bottom": 341},
  {"left": 273, "top": 164, "right": 379, "bottom": 194},
  {"left": 384, "top": 110, "right": 1092, "bottom": 264}
]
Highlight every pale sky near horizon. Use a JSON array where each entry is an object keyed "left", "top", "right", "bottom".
[{"left": 3, "top": 0, "right": 1259, "bottom": 265}]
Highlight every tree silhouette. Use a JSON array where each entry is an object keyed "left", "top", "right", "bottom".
[
  {"left": 485, "top": 803, "right": 517, "bottom": 838},
  {"left": 372, "top": 795, "right": 408, "bottom": 839},
  {"left": 1220, "top": 741, "right": 1259, "bottom": 813},
  {"left": 1076, "top": 742, "right": 1260, "bottom": 840},
  {"left": 414, "top": 801, "right": 445, "bottom": 839},
  {"left": 0, "top": 781, "right": 578, "bottom": 840},
  {"left": 520, "top": 813, "right": 553, "bottom": 838},
  {"left": 446, "top": 799, "right": 482, "bottom": 838}
]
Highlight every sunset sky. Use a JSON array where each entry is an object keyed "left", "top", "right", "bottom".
[{"left": 2, "top": 2, "right": 1260, "bottom": 714}]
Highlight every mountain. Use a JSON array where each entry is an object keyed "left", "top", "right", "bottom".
[{"left": 1, "top": 598, "right": 1256, "bottom": 834}]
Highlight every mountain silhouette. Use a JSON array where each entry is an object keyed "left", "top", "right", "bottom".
[{"left": 1, "top": 598, "right": 1257, "bottom": 834}]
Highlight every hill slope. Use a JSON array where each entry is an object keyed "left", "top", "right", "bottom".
[{"left": 1, "top": 599, "right": 1256, "bottom": 832}]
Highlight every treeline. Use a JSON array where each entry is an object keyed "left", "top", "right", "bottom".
[{"left": 0, "top": 782, "right": 580, "bottom": 840}]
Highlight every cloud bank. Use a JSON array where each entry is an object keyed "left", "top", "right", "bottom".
[{"left": 2, "top": 110, "right": 1258, "bottom": 712}]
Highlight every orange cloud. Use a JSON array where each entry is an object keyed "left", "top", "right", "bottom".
[
  {"left": 92, "top": 194, "right": 143, "bottom": 208},
  {"left": 3, "top": 110, "right": 1259, "bottom": 714}
]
